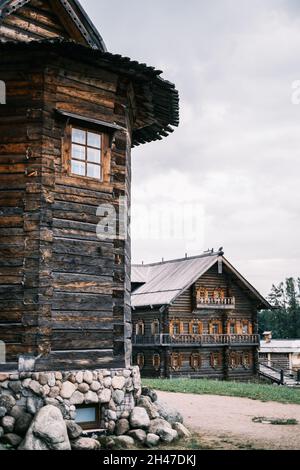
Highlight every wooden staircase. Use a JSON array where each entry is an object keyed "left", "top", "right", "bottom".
[{"left": 258, "top": 362, "right": 300, "bottom": 387}]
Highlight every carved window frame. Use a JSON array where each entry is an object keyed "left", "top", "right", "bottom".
[
  {"left": 190, "top": 353, "right": 202, "bottom": 370},
  {"left": 152, "top": 354, "right": 161, "bottom": 371},
  {"left": 135, "top": 320, "right": 145, "bottom": 336},
  {"left": 136, "top": 353, "right": 145, "bottom": 369},
  {"left": 170, "top": 353, "right": 183, "bottom": 371},
  {"left": 151, "top": 319, "right": 160, "bottom": 336}
]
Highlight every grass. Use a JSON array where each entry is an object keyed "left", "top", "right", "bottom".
[{"left": 142, "top": 378, "right": 300, "bottom": 405}]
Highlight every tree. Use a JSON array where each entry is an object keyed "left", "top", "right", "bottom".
[{"left": 259, "top": 277, "right": 300, "bottom": 339}]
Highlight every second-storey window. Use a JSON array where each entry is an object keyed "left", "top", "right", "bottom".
[
  {"left": 71, "top": 127, "right": 102, "bottom": 179},
  {"left": 135, "top": 320, "right": 145, "bottom": 336},
  {"left": 151, "top": 320, "right": 160, "bottom": 335}
]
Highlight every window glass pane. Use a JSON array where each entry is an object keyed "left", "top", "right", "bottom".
[
  {"left": 72, "top": 144, "right": 85, "bottom": 161},
  {"left": 71, "top": 160, "right": 85, "bottom": 176},
  {"left": 87, "top": 147, "right": 101, "bottom": 163},
  {"left": 72, "top": 128, "right": 86, "bottom": 145},
  {"left": 88, "top": 132, "right": 101, "bottom": 148},
  {"left": 75, "top": 407, "right": 96, "bottom": 424},
  {"left": 87, "top": 163, "right": 101, "bottom": 179}
]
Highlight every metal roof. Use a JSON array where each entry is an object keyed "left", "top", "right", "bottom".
[
  {"left": 132, "top": 253, "right": 219, "bottom": 308},
  {"left": 260, "top": 340, "right": 300, "bottom": 353},
  {"left": 132, "top": 252, "right": 271, "bottom": 309}
]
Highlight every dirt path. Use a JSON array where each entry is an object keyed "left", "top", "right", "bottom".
[{"left": 157, "top": 391, "right": 300, "bottom": 450}]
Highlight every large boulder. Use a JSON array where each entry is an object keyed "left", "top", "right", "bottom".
[
  {"left": 155, "top": 401, "right": 183, "bottom": 425},
  {"left": 71, "top": 437, "right": 100, "bottom": 451},
  {"left": 137, "top": 396, "right": 159, "bottom": 419},
  {"left": 149, "top": 418, "right": 178, "bottom": 443},
  {"left": 19, "top": 405, "right": 71, "bottom": 450},
  {"left": 130, "top": 407, "right": 150, "bottom": 430}
]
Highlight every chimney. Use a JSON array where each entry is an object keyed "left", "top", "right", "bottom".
[{"left": 263, "top": 331, "right": 272, "bottom": 343}]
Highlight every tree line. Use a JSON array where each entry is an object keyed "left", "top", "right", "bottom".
[{"left": 259, "top": 277, "right": 300, "bottom": 339}]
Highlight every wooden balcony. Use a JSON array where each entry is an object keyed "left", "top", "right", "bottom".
[
  {"left": 133, "top": 333, "right": 260, "bottom": 347},
  {"left": 197, "top": 297, "right": 235, "bottom": 309}
]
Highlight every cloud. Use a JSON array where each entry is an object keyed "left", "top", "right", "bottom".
[{"left": 82, "top": 0, "right": 300, "bottom": 295}]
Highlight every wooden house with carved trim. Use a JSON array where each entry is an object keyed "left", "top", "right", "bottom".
[
  {"left": 132, "top": 250, "right": 271, "bottom": 380},
  {"left": 0, "top": 0, "right": 179, "bottom": 372}
]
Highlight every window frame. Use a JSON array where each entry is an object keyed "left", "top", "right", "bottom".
[
  {"left": 170, "top": 353, "right": 183, "bottom": 371},
  {"left": 210, "top": 352, "right": 222, "bottom": 369},
  {"left": 62, "top": 124, "right": 111, "bottom": 184},
  {"left": 75, "top": 404, "right": 100, "bottom": 430},
  {"left": 190, "top": 353, "right": 202, "bottom": 370},
  {"left": 135, "top": 320, "right": 145, "bottom": 336},
  {"left": 151, "top": 319, "right": 160, "bottom": 336},
  {"left": 136, "top": 353, "right": 145, "bottom": 369},
  {"left": 153, "top": 353, "right": 161, "bottom": 371}
]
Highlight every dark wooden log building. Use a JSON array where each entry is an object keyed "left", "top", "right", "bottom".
[
  {"left": 0, "top": 0, "right": 179, "bottom": 371},
  {"left": 132, "top": 250, "right": 271, "bottom": 380}
]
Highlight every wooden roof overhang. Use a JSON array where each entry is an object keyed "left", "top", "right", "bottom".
[
  {"left": 0, "top": 39, "right": 179, "bottom": 147},
  {"left": 0, "top": 0, "right": 107, "bottom": 50}
]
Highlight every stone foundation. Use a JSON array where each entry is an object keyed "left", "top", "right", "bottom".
[{"left": 0, "top": 367, "right": 141, "bottom": 436}]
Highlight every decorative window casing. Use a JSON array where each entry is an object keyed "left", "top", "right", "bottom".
[
  {"left": 213, "top": 287, "right": 225, "bottom": 300},
  {"left": 151, "top": 320, "right": 160, "bottom": 336},
  {"left": 227, "top": 320, "right": 236, "bottom": 334},
  {"left": 170, "top": 320, "right": 181, "bottom": 336},
  {"left": 182, "top": 322, "right": 190, "bottom": 334},
  {"left": 210, "top": 352, "right": 222, "bottom": 369},
  {"left": 135, "top": 320, "right": 145, "bottom": 336},
  {"left": 241, "top": 320, "right": 252, "bottom": 335},
  {"left": 152, "top": 354, "right": 161, "bottom": 370},
  {"left": 242, "top": 352, "right": 253, "bottom": 369},
  {"left": 170, "top": 353, "right": 183, "bottom": 371},
  {"left": 190, "top": 353, "right": 202, "bottom": 370},
  {"left": 209, "top": 320, "right": 222, "bottom": 335},
  {"left": 136, "top": 353, "right": 145, "bottom": 369},
  {"left": 189, "top": 320, "right": 202, "bottom": 335},
  {"left": 197, "top": 287, "right": 209, "bottom": 302}
]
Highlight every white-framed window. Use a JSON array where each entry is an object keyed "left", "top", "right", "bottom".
[{"left": 71, "top": 127, "right": 103, "bottom": 180}]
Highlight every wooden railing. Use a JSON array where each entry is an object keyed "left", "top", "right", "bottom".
[
  {"left": 197, "top": 297, "right": 235, "bottom": 308},
  {"left": 133, "top": 333, "right": 260, "bottom": 346}
]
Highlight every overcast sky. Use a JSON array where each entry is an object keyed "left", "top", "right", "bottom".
[{"left": 82, "top": 0, "right": 300, "bottom": 296}]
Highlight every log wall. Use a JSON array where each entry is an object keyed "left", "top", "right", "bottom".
[{"left": 0, "top": 48, "right": 132, "bottom": 369}]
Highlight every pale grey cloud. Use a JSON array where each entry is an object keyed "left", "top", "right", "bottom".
[{"left": 82, "top": 0, "right": 300, "bottom": 295}]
